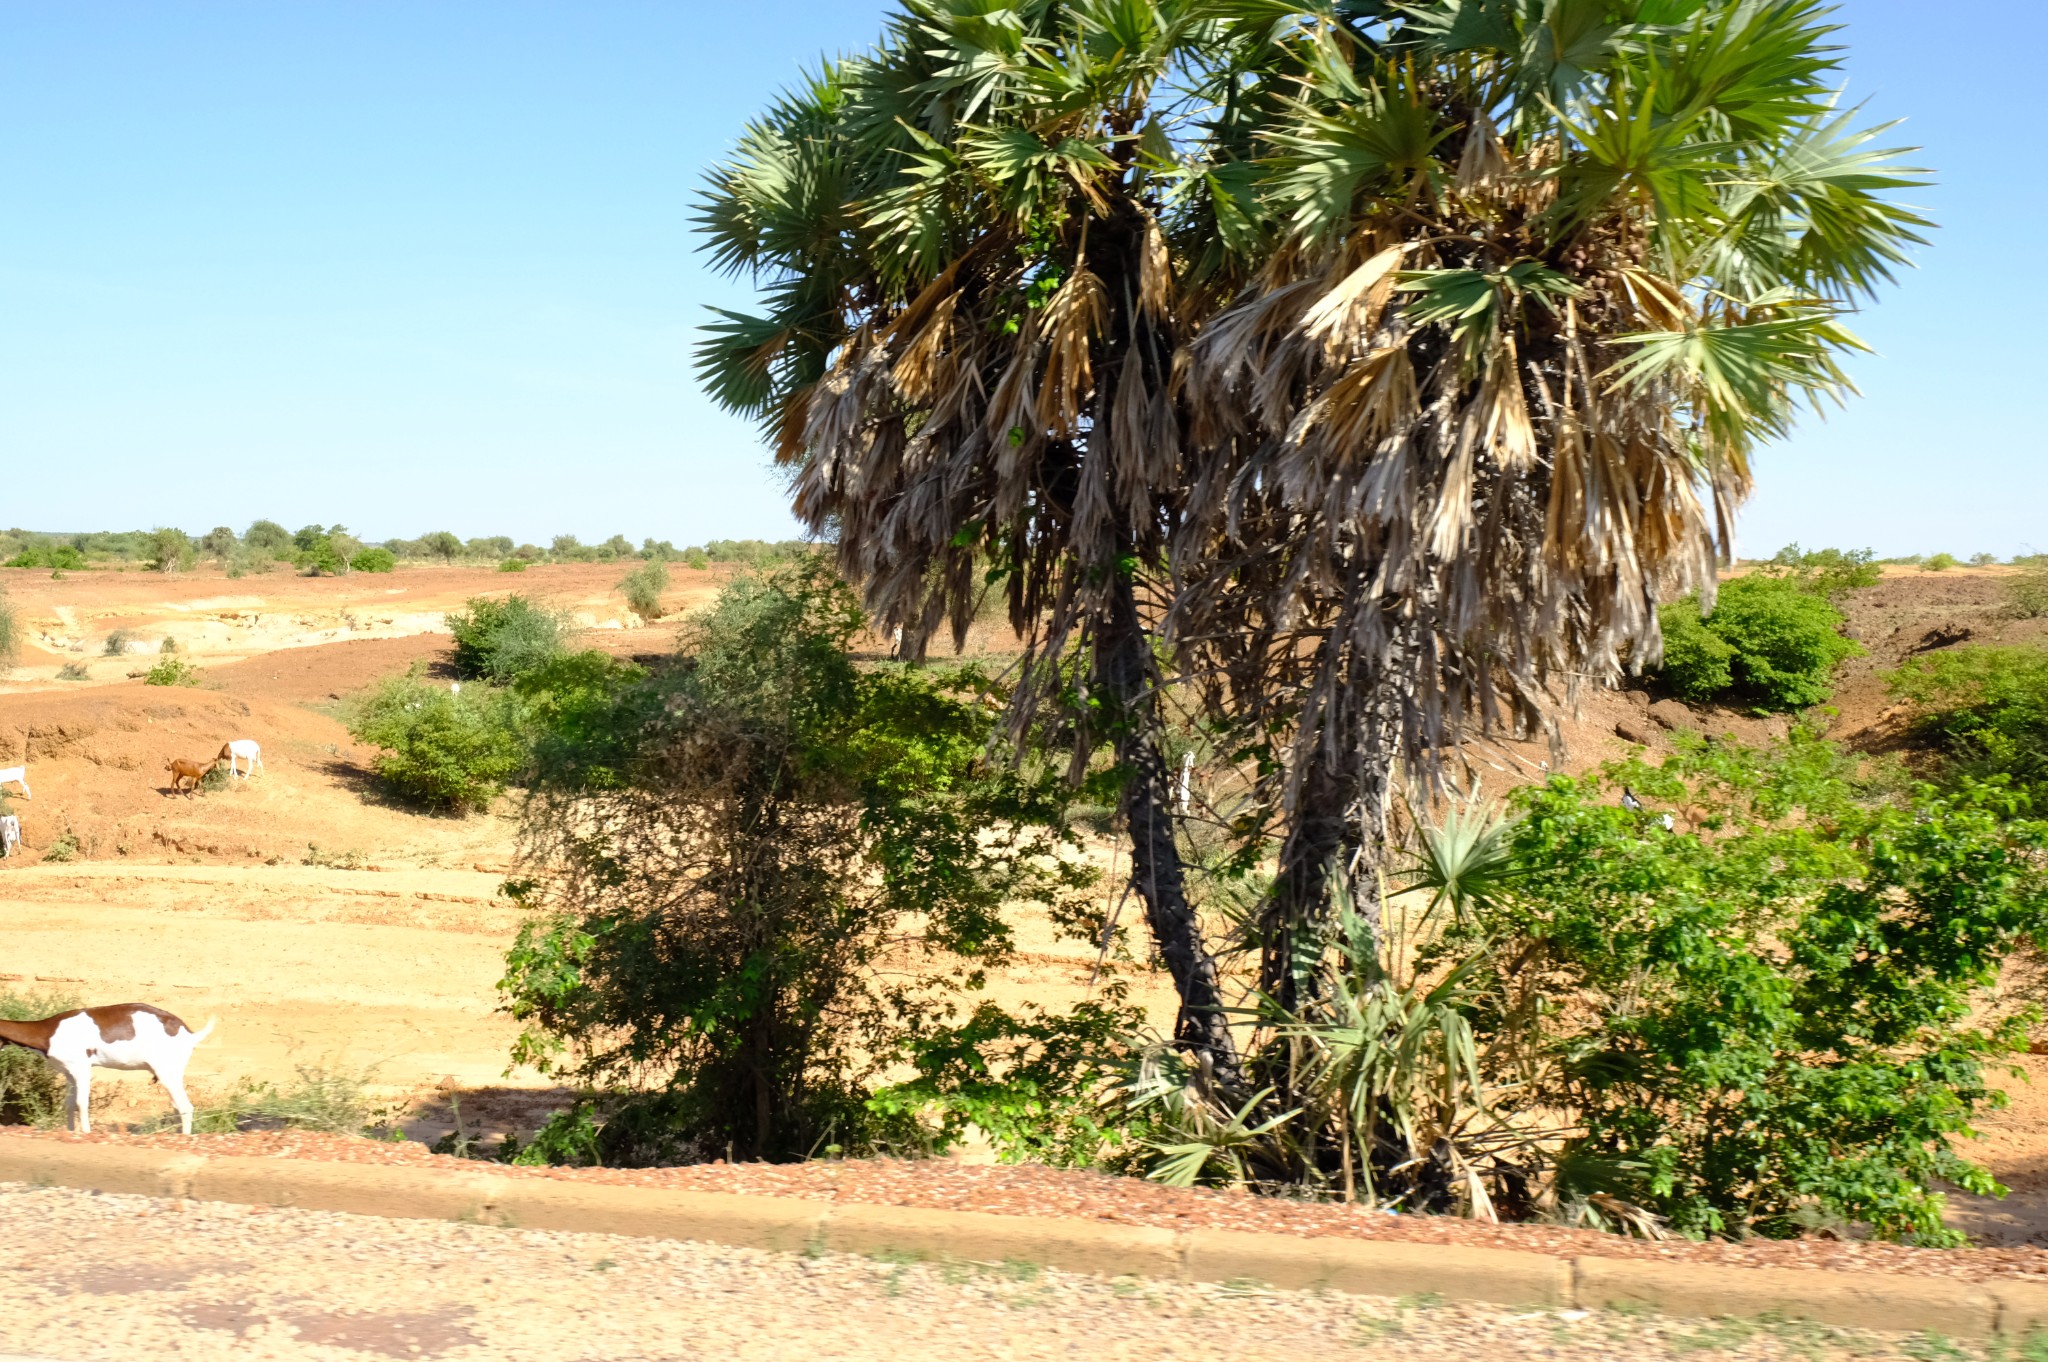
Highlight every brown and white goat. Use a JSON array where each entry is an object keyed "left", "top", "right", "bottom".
[
  {"left": 165, "top": 757, "right": 211, "bottom": 796},
  {"left": 0, "top": 1004, "right": 215, "bottom": 1134}
]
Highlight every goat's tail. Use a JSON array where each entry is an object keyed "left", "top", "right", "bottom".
[{"left": 189, "top": 1017, "right": 217, "bottom": 1046}]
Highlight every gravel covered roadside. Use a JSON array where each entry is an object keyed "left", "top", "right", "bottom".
[
  {"left": 10, "top": 1125, "right": 2048, "bottom": 1287},
  {"left": 0, "top": 1180, "right": 1980, "bottom": 1362}
]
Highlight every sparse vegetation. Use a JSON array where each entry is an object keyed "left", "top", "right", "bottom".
[
  {"left": 102, "top": 628, "right": 136, "bottom": 656},
  {"left": 2006, "top": 564, "right": 2048, "bottom": 620},
  {"left": 1654, "top": 575, "right": 1862, "bottom": 710},
  {"left": 136, "top": 1063, "right": 386, "bottom": 1137},
  {"left": 617, "top": 560, "right": 668, "bottom": 619},
  {"left": 41, "top": 829, "right": 78, "bottom": 863},
  {"left": 55, "top": 661, "right": 89, "bottom": 681},
  {"left": 343, "top": 669, "right": 526, "bottom": 813},
  {"left": 445, "top": 594, "right": 568, "bottom": 683},
  {"left": 1764, "top": 545, "right": 1883, "bottom": 600},
  {"left": 0, "top": 988, "right": 77, "bottom": 1126},
  {"left": 1892, "top": 646, "right": 2048, "bottom": 809},
  {"left": 143, "top": 656, "right": 200, "bottom": 687},
  {"left": 0, "top": 588, "right": 17, "bottom": 667},
  {"left": 1926, "top": 552, "right": 1959, "bottom": 572}
]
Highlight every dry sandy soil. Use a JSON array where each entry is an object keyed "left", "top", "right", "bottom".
[{"left": 3, "top": 561, "right": 2048, "bottom": 1242}]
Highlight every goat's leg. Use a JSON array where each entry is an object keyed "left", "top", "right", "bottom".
[
  {"left": 57, "top": 1062, "right": 90, "bottom": 1133},
  {"left": 154, "top": 1063, "right": 195, "bottom": 1136}
]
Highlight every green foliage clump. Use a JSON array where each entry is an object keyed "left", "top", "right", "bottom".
[
  {"left": 1925, "top": 552, "right": 1958, "bottom": 572},
  {"left": 445, "top": 594, "right": 568, "bottom": 683},
  {"left": 2007, "top": 565, "right": 2048, "bottom": 620},
  {"left": 293, "top": 524, "right": 356, "bottom": 576},
  {"left": 344, "top": 671, "right": 526, "bottom": 813},
  {"left": 350, "top": 547, "right": 396, "bottom": 574},
  {"left": 143, "top": 657, "right": 200, "bottom": 687},
  {"left": 6, "top": 545, "right": 85, "bottom": 571},
  {"left": 500, "top": 562, "right": 1094, "bottom": 1164},
  {"left": 1452, "top": 737, "right": 2048, "bottom": 1242},
  {"left": 1764, "top": 544, "right": 1882, "bottom": 600},
  {"left": 681, "top": 547, "right": 709, "bottom": 570},
  {"left": 498, "top": 558, "right": 528, "bottom": 573},
  {"left": 617, "top": 560, "right": 669, "bottom": 619},
  {"left": 40, "top": 830, "right": 78, "bottom": 863},
  {"left": 1892, "top": 647, "right": 2048, "bottom": 808},
  {"left": 1654, "top": 575, "right": 1861, "bottom": 710},
  {"left": 144, "top": 527, "right": 194, "bottom": 574},
  {"left": 0, "top": 989, "right": 78, "bottom": 1125},
  {"left": 244, "top": 520, "right": 296, "bottom": 559}
]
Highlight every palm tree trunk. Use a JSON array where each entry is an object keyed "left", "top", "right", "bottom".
[{"left": 1097, "top": 573, "right": 1241, "bottom": 1087}]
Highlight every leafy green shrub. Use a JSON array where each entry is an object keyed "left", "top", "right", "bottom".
[
  {"left": 0, "top": 989, "right": 77, "bottom": 1126},
  {"left": 498, "top": 558, "right": 528, "bottom": 573},
  {"left": 143, "top": 657, "right": 200, "bottom": 687},
  {"left": 145, "top": 527, "right": 195, "bottom": 573},
  {"left": 1925, "top": 552, "right": 1958, "bottom": 572},
  {"left": 6, "top": 545, "right": 84, "bottom": 571},
  {"left": 1763, "top": 544, "right": 1881, "bottom": 599},
  {"left": 1654, "top": 575, "right": 1860, "bottom": 710},
  {"left": 2007, "top": 566, "right": 2048, "bottom": 620},
  {"left": 1891, "top": 647, "right": 2048, "bottom": 807},
  {"left": 617, "top": 560, "right": 669, "bottom": 619},
  {"left": 41, "top": 830, "right": 78, "bottom": 862},
  {"left": 350, "top": 547, "right": 396, "bottom": 574},
  {"left": 1443, "top": 737, "right": 2048, "bottom": 1242},
  {"left": 681, "top": 547, "right": 709, "bottom": 570},
  {"left": 500, "top": 563, "right": 1092, "bottom": 1164},
  {"left": 344, "top": 671, "right": 526, "bottom": 813},
  {"left": 445, "top": 595, "right": 567, "bottom": 683}
]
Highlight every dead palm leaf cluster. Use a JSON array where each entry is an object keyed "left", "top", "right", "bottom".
[{"left": 696, "top": 0, "right": 1926, "bottom": 1076}]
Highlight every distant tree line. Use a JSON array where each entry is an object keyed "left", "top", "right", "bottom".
[{"left": 0, "top": 524, "right": 813, "bottom": 577}]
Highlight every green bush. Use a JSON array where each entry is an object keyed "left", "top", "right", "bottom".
[
  {"left": 617, "top": 560, "right": 669, "bottom": 619},
  {"left": 344, "top": 671, "right": 526, "bottom": 813},
  {"left": 143, "top": 657, "right": 200, "bottom": 687},
  {"left": 500, "top": 563, "right": 1093, "bottom": 1164},
  {"left": 1926, "top": 552, "right": 1958, "bottom": 572},
  {"left": 1447, "top": 737, "right": 2048, "bottom": 1242},
  {"left": 145, "top": 527, "right": 195, "bottom": 574},
  {"left": 1891, "top": 647, "right": 2048, "bottom": 808},
  {"left": 350, "top": 547, "right": 396, "bottom": 574},
  {"left": 0, "top": 989, "right": 78, "bottom": 1126},
  {"left": 498, "top": 558, "right": 528, "bottom": 573},
  {"left": 2008, "top": 567, "right": 2048, "bottom": 621},
  {"left": 445, "top": 595, "right": 567, "bottom": 683},
  {"left": 1654, "top": 575, "right": 1860, "bottom": 710},
  {"left": 681, "top": 548, "right": 709, "bottom": 570},
  {"left": 1764, "top": 544, "right": 1881, "bottom": 600},
  {"left": 6, "top": 545, "right": 84, "bottom": 571}
]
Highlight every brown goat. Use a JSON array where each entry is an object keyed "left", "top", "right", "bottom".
[{"left": 165, "top": 757, "right": 212, "bottom": 796}]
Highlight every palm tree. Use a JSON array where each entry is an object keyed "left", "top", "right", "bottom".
[
  {"left": 694, "top": 0, "right": 1260, "bottom": 1077},
  {"left": 1164, "top": 0, "right": 1928, "bottom": 1004}
]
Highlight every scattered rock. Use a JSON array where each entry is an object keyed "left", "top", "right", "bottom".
[
  {"left": 1647, "top": 699, "right": 1699, "bottom": 732},
  {"left": 1614, "top": 721, "right": 1657, "bottom": 746}
]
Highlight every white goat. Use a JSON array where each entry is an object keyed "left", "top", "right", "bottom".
[
  {"left": 0, "top": 814, "right": 18, "bottom": 858},
  {"left": 217, "top": 739, "right": 263, "bottom": 779},
  {"left": 0, "top": 1005, "right": 215, "bottom": 1135},
  {"left": 0, "top": 765, "right": 29, "bottom": 800}
]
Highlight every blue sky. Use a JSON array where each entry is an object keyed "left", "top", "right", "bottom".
[{"left": 0, "top": 2, "right": 2034, "bottom": 555}]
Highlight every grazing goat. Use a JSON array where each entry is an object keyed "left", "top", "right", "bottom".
[
  {"left": 0, "top": 764, "right": 29, "bottom": 800},
  {"left": 166, "top": 757, "right": 211, "bottom": 796},
  {"left": 0, "top": 814, "right": 18, "bottom": 858},
  {"left": 217, "top": 739, "right": 263, "bottom": 779},
  {"left": 0, "top": 1004, "right": 214, "bottom": 1134}
]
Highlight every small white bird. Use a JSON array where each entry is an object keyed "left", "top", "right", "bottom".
[
  {"left": 451, "top": 682, "right": 462, "bottom": 694},
  {"left": 1620, "top": 786, "right": 1644, "bottom": 812},
  {"left": 1660, "top": 812, "right": 1676, "bottom": 832}
]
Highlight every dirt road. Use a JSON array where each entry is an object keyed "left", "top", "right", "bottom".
[{"left": 0, "top": 1181, "right": 1962, "bottom": 1361}]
